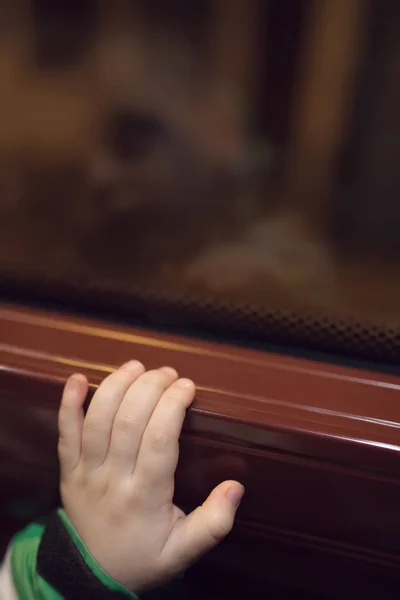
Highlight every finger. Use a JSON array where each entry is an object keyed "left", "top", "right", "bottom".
[
  {"left": 82, "top": 360, "right": 144, "bottom": 467},
  {"left": 106, "top": 367, "right": 179, "bottom": 473},
  {"left": 162, "top": 481, "right": 244, "bottom": 572},
  {"left": 58, "top": 374, "right": 88, "bottom": 476},
  {"left": 135, "top": 378, "right": 195, "bottom": 493}
]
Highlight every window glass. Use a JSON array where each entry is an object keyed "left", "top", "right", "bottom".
[{"left": 0, "top": 0, "right": 398, "bottom": 364}]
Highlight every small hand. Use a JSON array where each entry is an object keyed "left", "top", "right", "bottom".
[{"left": 58, "top": 362, "right": 244, "bottom": 593}]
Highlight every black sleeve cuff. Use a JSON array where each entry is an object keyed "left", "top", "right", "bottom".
[{"left": 37, "top": 510, "right": 132, "bottom": 600}]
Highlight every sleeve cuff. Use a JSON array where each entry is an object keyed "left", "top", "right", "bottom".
[{"left": 37, "top": 509, "right": 138, "bottom": 600}]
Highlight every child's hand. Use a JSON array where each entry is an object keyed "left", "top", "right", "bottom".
[{"left": 58, "top": 362, "right": 244, "bottom": 593}]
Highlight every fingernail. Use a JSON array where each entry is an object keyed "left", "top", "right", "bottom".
[
  {"left": 67, "top": 374, "right": 85, "bottom": 391},
  {"left": 160, "top": 366, "right": 178, "bottom": 378},
  {"left": 120, "top": 360, "right": 142, "bottom": 372},
  {"left": 226, "top": 484, "right": 244, "bottom": 508},
  {"left": 177, "top": 378, "right": 195, "bottom": 389}
]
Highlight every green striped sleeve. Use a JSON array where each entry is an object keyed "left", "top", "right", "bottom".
[
  {"left": 11, "top": 522, "right": 63, "bottom": 600},
  {"left": 10, "top": 510, "right": 138, "bottom": 600}
]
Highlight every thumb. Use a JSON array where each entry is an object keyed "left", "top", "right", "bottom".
[{"left": 164, "top": 480, "right": 244, "bottom": 571}]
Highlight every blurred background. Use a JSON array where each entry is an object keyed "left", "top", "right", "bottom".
[{"left": 0, "top": 0, "right": 398, "bottom": 365}]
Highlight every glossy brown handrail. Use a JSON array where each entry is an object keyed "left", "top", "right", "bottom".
[{"left": 1, "top": 302, "right": 399, "bottom": 475}]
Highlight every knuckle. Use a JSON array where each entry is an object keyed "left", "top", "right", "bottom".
[
  {"left": 98, "top": 366, "right": 135, "bottom": 393},
  {"left": 57, "top": 438, "right": 68, "bottom": 459},
  {"left": 115, "top": 412, "right": 136, "bottom": 432},
  {"left": 140, "top": 370, "right": 165, "bottom": 389},
  {"left": 84, "top": 419, "right": 108, "bottom": 435},
  {"left": 118, "top": 478, "right": 141, "bottom": 506},
  {"left": 113, "top": 368, "right": 136, "bottom": 385},
  {"left": 60, "top": 463, "right": 85, "bottom": 489},
  {"left": 150, "top": 431, "right": 172, "bottom": 453},
  {"left": 208, "top": 513, "right": 231, "bottom": 542},
  {"left": 164, "top": 393, "right": 187, "bottom": 410},
  {"left": 57, "top": 434, "right": 69, "bottom": 450},
  {"left": 160, "top": 366, "right": 178, "bottom": 378}
]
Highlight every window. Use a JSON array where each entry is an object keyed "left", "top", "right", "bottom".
[{"left": 0, "top": 0, "right": 398, "bottom": 365}]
